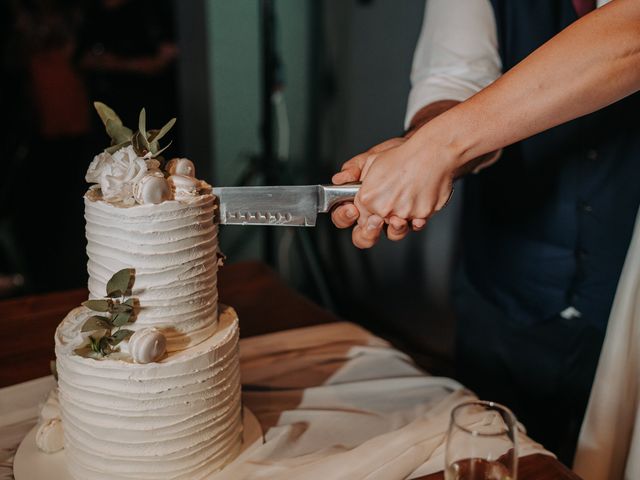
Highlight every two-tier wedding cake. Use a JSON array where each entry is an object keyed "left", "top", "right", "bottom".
[{"left": 41, "top": 103, "right": 242, "bottom": 479}]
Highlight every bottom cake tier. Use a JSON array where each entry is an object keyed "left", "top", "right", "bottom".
[{"left": 54, "top": 305, "right": 242, "bottom": 480}]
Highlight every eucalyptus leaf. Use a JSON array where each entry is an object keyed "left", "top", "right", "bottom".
[
  {"left": 140, "top": 131, "right": 151, "bottom": 151},
  {"left": 114, "top": 297, "right": 138, "bottom": 314},
  {"left": 113, "top": 302, "right": 133, "bottom": 314},
  {"left": 108, "top": 329, "right": 134, "bottom": 346},
  {"left": 106, "top": 268, "right": 136, "bottom": 297},
  {"left": 98, "top": 336, "right": 112, "bottom": 355},
  {"left": 152, "top": 140, "right": 173, "bottom": 158},
  {"left": 82, "top": 299, "right": 114, "bottom": 312},
  {"left": 89, "top": 335, "right": 100, "bottom": 352},
  {"left": 131, "top": 131, "right": 149, "bottom": 157},
  {"left": 74, "top": 346, "right": 93, "bottom": 358},
  {"left": 146, "top": 130, "right": 160, "bottom": 154},
  {"left": 94, "top": 102, "right": 123, "bottom": 129},
  {"left": 138, "top": 108, "right": 147, "bottom": 139},
  {"left": 124, "top": 297, "right": 139, "bottom": 309},
  {"left": 81, "top": 315, "right": 112, "bottom": 332},
  {"left": 88, "top": 336, "right": 111, "bottom": 358},
  {"left": 112, "top": 311, "right": 132, "bottom": 327},
  {"left": 148, "top": 118, "right": 176, "bottom": 144},
  {"left": 106, "top": 119, "right": 133, "bottom": 145}
]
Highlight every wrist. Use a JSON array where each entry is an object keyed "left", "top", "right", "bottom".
[{"left": 410, "top": 110, "right": 473, "bottom": 173}]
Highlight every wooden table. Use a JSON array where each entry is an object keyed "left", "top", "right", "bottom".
[{"left": 0, "top": 261, "right": 581, "bottom": 480}]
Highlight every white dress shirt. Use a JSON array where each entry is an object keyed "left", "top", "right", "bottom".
[{"left": 405, "top": 0, "right": 610, "bottom": 129}]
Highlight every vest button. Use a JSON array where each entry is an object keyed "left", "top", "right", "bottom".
[
  {"left": 578, "top": 201, "right": 593, "bottom": 213},
  {"left": 586, "top": 149, "right": 598, "bottom": 160}
]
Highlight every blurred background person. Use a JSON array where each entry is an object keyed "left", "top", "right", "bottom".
[
  {"left": 5, "top": 0, "right": 90, "bottom": 294},
  {"left": 2, "top": 0, "right": 179, "bottom": 295}
]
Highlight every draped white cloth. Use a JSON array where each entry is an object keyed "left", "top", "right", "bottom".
[
  {"left": 574, "top": 209, "right": 640, "bottom": 480},
  {"left": 215, "top": 322, "right": 548, "bottom": 479},
  {"left": 0, "top": 322, "right": 550, "bottom": 480}
]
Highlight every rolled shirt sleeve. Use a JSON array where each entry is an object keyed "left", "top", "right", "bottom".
[{"left": 405, "top": 0, "right": 502, "bottom": 129}]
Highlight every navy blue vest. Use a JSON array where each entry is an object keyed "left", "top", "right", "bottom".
[{"left": 462, "top": 0, "right": 640, "bottom": 329}]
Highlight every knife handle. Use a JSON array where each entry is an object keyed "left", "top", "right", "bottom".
[{"left": 318, "top": 183, "right": 361, "bottom": 213}]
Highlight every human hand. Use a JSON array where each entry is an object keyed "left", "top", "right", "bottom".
[
  {"left": 353, "top": 130, "right": 459, "bottom": 248},
  {"left": 331, "top": 138, "right": 421, "bottom": 248}
]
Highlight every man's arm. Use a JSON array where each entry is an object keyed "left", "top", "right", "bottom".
[
  {"left": 332, "top": 0, "right": 501, "bottom": 249},
  {"left": 404, "top": 0, "right": 501, "bottom": 129},
  {"left": 355, "top": 0, "right": 640, "bottom": 238}
]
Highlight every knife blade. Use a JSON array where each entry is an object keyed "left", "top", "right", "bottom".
[{"left": 211, "top": 184, "right": 361, "bottom": 226}]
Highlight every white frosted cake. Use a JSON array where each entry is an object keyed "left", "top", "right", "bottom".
[
  {"left": 84, "top": 190, "right": 220, "bottom": 351},
  {"left": 43, "top": 104, "right": 242, "bottom": 479}
]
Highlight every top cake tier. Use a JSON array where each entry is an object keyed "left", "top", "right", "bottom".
[
  {"left": 85, "top": 191, "right": 219, "bottom": 352},
  {"left": 79, "top": 103, "right": 222, "bottom": 353}
]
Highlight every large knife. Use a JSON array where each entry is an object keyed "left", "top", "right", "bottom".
[{"left": 211, "top": 184, "right": 361, "bottom": 226}]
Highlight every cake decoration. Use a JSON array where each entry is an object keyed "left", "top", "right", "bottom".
[
  {"left": 36, "top": 389, "right": 64, "bottom": 454},
  {"left": 85, "top": 145, "right": 153, "bottom": 205},
  {"left": 74, "top": 268, "right": 140, "bottom": 359},
  {"left": 125, "top": 327, "right": 167, "bottom": 364},
  {"left": 168, "top": 173, "right": 201, "bottom": 200},
  {"left": 94, "top": 101, "right": 175, "bottom": 158},
  {"left": 133, "top": 173, "right": 172, "bottom": 204},
  {"left": 47, "top": 101, "right": 243, "bottom": 478},
  {"left": 84, "top": 102, "right": 195, "bottom": 206},
  {"left": 35, "top": 418, "right": 64, "bottom": 453},
  {"left": 166, "top": 157, "right": 196, "bottom": 177}
]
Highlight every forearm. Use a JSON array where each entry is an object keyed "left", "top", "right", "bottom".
[
  {"left": 415, "top": 0, "right": 640, "bottom": 168},
  {"left": 407, "top": 100, "right": 500, "bottom": 175}
]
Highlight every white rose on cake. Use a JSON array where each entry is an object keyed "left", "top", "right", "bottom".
[{"left": 86, "top": 146, "right": 158, "bottom": 205}]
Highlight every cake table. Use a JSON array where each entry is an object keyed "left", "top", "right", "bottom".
[{"left": 0, "top": 261, "right": 582, "bottom": 480}]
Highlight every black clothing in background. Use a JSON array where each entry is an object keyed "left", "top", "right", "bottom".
[
  {"left": 76, "top": 0, "right": 179, "bottom": 145},
  {"left": 456, "top": 0, "right": 640, "bottom": 466}
]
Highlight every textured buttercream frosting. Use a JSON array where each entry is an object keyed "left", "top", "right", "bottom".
[
  {"left": 56, "top": 305, "right": 242, "bottom": 480},
  {"left": 52, "top": 145, "right": 243, "bottom": 478},
  {"left": 84, "top": 190, "right": 219, "bottom": 351}
]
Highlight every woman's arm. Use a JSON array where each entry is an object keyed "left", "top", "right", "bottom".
[{"left": 353, "top": 0, "right": 640, "bottom": 247}]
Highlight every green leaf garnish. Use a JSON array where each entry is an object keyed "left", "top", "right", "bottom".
[
  {"left": 88, "top": 335, "right": 101, "bottom": 353},
  {"left": 81, "top": 315, "right": 112, "bottom": 332},
  {"left": 105, "top": 119, "right": 133, "bottom": 145},
  {"left": 113, "top": 303, "right": 132, "bottom": 314},
  {"left": 82, "top": 299, "right": 114, "bottom": 312},
  {"left": 97, "top": 336, "right": 111, "bottom": 355},
  {"left": 74, "top": 345, "right": 102, "bottom": 358},
  {"left": 148, "top": 118, "right": 176, "bottom": 144},
  {"left": 124, "top": 297, "right": 138, "bottom": 309},
  {"left": 94, "top": 102, "right": 123, "bottom": 130},
  {"left": 93, "top": 102, "right": 175, "bottom": 158},
  {"left": 138, "top": 108, "right": 151, "bottom": 152},
  {"left": 106, "top": 268, "right": 135, "bottom": 298},
  {"left": 131, "top": 131, "right": 150, "bottom": 157},
  {"left": 108, "top": 329, "right": 134, "bottom": 346},
  {"left": 112, "top": 311, "right": 132, "bottom": 327},
  {"left": 152, "top": 140, "right": 173, "bottom": 158},
  {"left": 113, "top": 297, "right": 138, "bottom": 314}
]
